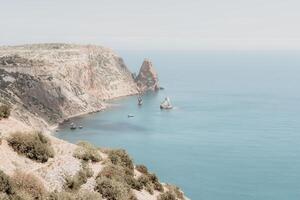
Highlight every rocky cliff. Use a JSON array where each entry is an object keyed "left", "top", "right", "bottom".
[
  {"left": 0, "top": 44, "right": 158, "bottom": 132},
  {"left": 136, "top": 59, "right": 159, "bottom": 92}
]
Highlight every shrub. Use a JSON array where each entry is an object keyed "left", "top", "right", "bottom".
[
  {"left": 81, "top": 161, "right": 94, "bottom": 178},
  {"left": 11, "top": 170, "right": 46, "bottom": 199},
  {"left": 73, "top": 141, "right": 101, "bottom": 162},
  {"left": 135, "top": 164, "right": 148, "bottom": 174},
  {"left": 97, "top": 164, "right": 124, "bottom": 181},
  {"left": 64, "top": 161, "right": 94, "bottom": 191},
  {"left": 165, "top": 184, "right": 184, "bottom": 200},
  {"left": 137, "top": 174, "right": 151, "bottom": 187},
  {"left": 137, "top": 172, "right": 164, "bottom": 193},
  {"left": 64, "top": 171, "right": 87, "bottom": 191},
  {"left": 108, "top": 149, "right": 134, "bottom": 171},
  {"left": 145, "top": 184, "right": 154, "bottom": 195},
  {"left": 157, "top": 191, "right": 177, "bottom": 200},
  {"left": 95, "top": 177, "right": 130, "bottom": 200},
  {"left": 0, "top": 170, "right": 13, "bottom": 195},
  {"left": 0, "top": 105, "right": 10, "bottom": 119},
  {"left": 137, "top": 174, "right": 153, "bottom": 194},
  {"left": 7, "top": 131, "right": 54, "bottom": 163},
  {"left": 148, "top": 173, "right": 164, "bottom": 192},
  {"left": 97, "top": 164, "right": 142, "bottom": 191},
  {"left": 124, "top": 176, "right": 143, "bottom": 191}
]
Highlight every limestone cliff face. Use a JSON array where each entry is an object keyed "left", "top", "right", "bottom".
[
  {"left": 135, "top": 59, "right": 159, "bottom": 92},
  {"left": 0, "top": 44, "right": 138, "bottom": 130}
]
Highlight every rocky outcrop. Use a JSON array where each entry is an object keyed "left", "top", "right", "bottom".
[
  {"left": 136, "top": 59, "right": 159, "bottom": 92},
  {"left": 0, "top": 44, "right": 139, "bottom": 131}
]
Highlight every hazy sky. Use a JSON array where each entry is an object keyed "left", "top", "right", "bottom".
[{"left": 0, "top": 0, "right": 299, "bottom": 50}]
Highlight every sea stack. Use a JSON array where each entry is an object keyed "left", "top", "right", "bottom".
[{"left": 135, "top": 59, "right": 159, "bottom": 92}]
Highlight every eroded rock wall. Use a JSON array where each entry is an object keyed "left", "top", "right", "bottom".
[{"left": 0, "top": 44, "right": 138, "bottom": 129}]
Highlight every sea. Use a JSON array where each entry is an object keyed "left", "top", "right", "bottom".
[{"left": 56, "top": 50, "right": 300, "bottom": 200}]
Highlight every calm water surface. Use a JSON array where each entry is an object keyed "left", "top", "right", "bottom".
[{"left": 57, "top": 51, "right": 300, "bottom": 200}]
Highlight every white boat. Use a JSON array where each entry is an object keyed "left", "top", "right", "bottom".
[
  {"left": 160, "top": 97, "right": 173, "bottom": 109},
  {"left": 70, "top": 123, "right": 77, "bottom": 130}
]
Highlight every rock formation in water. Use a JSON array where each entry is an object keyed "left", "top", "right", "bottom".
[{"left": 135, "top": 59, "right": 159, "bottom": 92}]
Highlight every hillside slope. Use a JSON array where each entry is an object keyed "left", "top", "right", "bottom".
[{"left": 0, "top": 44, "right": 139, "bottom": 132}]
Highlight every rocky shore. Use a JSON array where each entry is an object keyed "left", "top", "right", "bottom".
[{"left": 0, "top": 44, "right": 188, "bottom": 200}]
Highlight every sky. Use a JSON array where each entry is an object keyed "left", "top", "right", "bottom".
[{"left": 0, "top": 0, "right": 299, "bottom": 50}]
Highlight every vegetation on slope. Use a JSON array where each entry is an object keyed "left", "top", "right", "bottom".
[
  {"left": 64, "top": 161, "right": 93, "bottom": 191},
  {"left": 2, "top": 134, "right": 184, "bottom": 200},
  {"left": 0, "top": 104, "right": 10, "bottom": 120},
  {"left": 136, "top": 164, "right": 164, "bottom": 193},
  {"left": 73, "top": 141, "right": 102, "bottom": 162},
  {"left": 7, "top": 131, "right": 54, "bottom": 163},
  {"left": 95, "top": 149, "right": 138, "bottom": 200}
]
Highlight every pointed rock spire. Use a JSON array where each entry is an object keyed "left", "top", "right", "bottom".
[{"left": 135, "top": 59, "right": 159, "bottom": 92}]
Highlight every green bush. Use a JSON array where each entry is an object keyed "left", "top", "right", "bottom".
[
  {"left": 148, "top": 173, "right": 164, "bottom": 192},
  {"left": 135, "top": 164, "right": 148, "bottom": 174},
  {"left": 137, "top": 172, "right": 164, "bottom": 193},
  {"left": 7, "top": 131, "right": 54, "bottom": 163},
  {"left": 64, "top": 171, "right": 87, "bottom": 191},
  {"left": 124, "top": 175, "right": 143, "bottom": 191},
  {"left": 95, "top": 177, "right": 130, "bottom": 200},
  {"left": 81, "top": 161, "right": 94, "bottom": 178},
  {"left": 0, "top": 105, "right": 10, "bottom": 119},
  {"left": 137, "top": 174, "right": 151, "bottom": 187},
  {"left": 0, "top": 170, "right": 13, "bottom": 195},
  {"left": 64, "top": 161, "right": 94, "bottom": 191},
  {"left": 97, "top": 164, "right": 142, "bottom": 191},
  {"left": 108, "top": 149, "right": 134, "bottom": 171},
  {"left": 158, "top": 191, "right": 177, "bottom": 200},
  {"left": 73, "top": 141, "right": 101, "bottom": 162},
  {"left": 165, "top": 184, "right": 184, "bottom": 200}
]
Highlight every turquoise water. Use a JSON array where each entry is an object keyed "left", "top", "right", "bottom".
[{"left": 57, "top": 51, "right": 300, "bottom": 200}]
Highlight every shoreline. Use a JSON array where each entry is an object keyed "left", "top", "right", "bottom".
[{"left": 50, "top": 92, "right": 140, "bottom": 134}]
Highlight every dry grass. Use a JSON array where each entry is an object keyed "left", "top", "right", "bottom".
[{"left": 11, "top": 170, "right": 47, "bottom": 199}]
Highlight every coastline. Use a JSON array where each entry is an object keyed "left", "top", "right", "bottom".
[{"left": 50, "top": 92, "right": 140, "bottom": 134}]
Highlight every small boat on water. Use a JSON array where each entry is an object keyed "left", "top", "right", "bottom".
[
  {"left": 160, "top": 97, "right": 173, "bottom": 109},
  {"left": 78, "top": 126, "right": 83, "bottom": 129},
  {"left": 128, "top": 114, "right": 134, "bottom": 118},
  {"left": 70, "top": 123, "right": 77, "bottom": 130}
]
